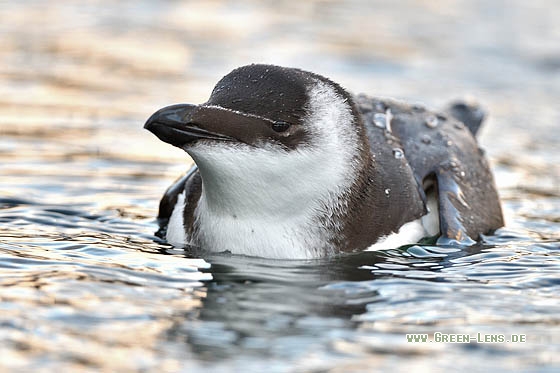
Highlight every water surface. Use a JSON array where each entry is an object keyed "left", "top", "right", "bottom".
[{"left": 1, "top": 1, "right": 559, "bottom": 371}]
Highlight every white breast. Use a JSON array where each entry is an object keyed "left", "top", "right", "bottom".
[{"left": 165, "top": 141, "right": 352, "bottom": 258}]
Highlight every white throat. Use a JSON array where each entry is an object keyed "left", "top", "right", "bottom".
[{"left": 171, "top": 80, "right": 361, "bottom": 259}]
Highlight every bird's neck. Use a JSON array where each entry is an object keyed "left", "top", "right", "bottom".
[{"left": 192, "top": 146, "right": 360, "bottom": 221}]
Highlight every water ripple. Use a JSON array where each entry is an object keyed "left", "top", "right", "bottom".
[{"left": 1, "top": 0, "right": 560, "bottom": 371}]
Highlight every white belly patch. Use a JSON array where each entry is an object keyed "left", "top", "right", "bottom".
[
  {"left": 166, "top": 191, "right": 187, "bottom": 246},
  {"left": 366, "top": 190, "right": 440, "bottom": 251}
]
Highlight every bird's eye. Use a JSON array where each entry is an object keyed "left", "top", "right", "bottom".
[{"left": 272, "top": 121, "right": 290, "bottom": 133}]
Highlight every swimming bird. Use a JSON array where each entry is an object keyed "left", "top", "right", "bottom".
[{"left": 144, "top": 64, "right": 503, "bottom": 259}]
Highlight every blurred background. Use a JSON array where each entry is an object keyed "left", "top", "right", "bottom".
[
  {"left": 2, "top": 0, "right": 559, "bottom": 191},
  {"left": 1, "top": 0, "right": 559, "bottom": 372}
]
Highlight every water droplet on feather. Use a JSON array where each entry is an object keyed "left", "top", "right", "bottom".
[
  {"left": 425, "top": 115, "right": 438, "bottom": 128},
  {"left": 373, "top": 113, "right": 386, "bottom": 128}
]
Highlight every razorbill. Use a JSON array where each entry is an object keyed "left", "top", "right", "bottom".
[{"left": 144, "top": 64, "right": 503, "bottom": 259}]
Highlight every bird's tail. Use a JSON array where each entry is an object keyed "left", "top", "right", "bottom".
[{"left": 445, "top": 101, "right": 486, "bottom": 137}]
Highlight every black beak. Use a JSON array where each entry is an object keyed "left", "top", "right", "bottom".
[{"left": 144, "top": 104, "right": 235, "bottom": 148}]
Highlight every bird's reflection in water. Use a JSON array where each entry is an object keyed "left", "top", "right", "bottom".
[{"left": 169, "top": 242, "right": 483, "bottom": 360}]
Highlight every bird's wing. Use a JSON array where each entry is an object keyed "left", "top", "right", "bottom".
[
  {"left": 156, "top": 165, "right": 200, "bottom": 237},
  {"left": 392, "top": 109, "right": 503, "bottom": 242},
  {"left": 358, "top": 97, "right": 504, "bottom": 243}
]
